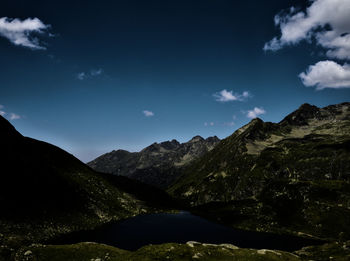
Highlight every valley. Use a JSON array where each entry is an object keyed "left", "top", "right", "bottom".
[{"left": 1, "top": 102, "right": 350, "bottom": 260}]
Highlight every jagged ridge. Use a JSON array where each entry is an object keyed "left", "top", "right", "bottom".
[{"left": 88, "top": 135, "right": 220, "bottom": 188}]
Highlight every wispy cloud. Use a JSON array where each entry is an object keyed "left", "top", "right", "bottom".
[
  {"left": 91, "top": 68, "right": 103, "bottom": 76},
  {"left": 263, "top": 0, "right": 350, "bottom": 89},
  {"left": 213, "top": 89, "right": 250, "bottom": 102},
  {"left": 223, "top": 115, "right": 236, "bottom": 126},
  {"left": 223, "top": 121, "right": 235, "bottom": 126},
  {"left": 204, "top": 122, "right": 214, "bottom": 126},
  {"left": 0, "top": 104, "right": 5, "bottom": 116},
  {"left": 77, "top": 68, "right": 103, "bottom": 80},
  {"left": 0, "top": 17, "right": 50, "bottom": 50},
  {"left": 9, "top": 113, "right": 21, "bottom": 120},
  {"left": 246, "top": 107, "right": 266, "bottom": 119},
  {"left": 0, "top": 105, "right": 21, "bottom": 120},
  {"left": 143, "top": 110, "right": 154, "bottom": 117},
  {"left": 47, "top": 54, "right": 61, "bottom": 63},
  {"left": 77, "top": 72, "right": 86, "bottom": 80}
]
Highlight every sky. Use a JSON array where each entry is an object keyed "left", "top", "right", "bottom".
[{"left": 1, "top": 0, "right": 350, "bottom": 162}]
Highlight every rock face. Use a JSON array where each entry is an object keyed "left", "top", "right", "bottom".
[
  {"left": 169, "top": 102, "right": 350, "bottom": 241},
  {"left": 0, "top": 116, "right": 154, "bottom": 251},
  {"left": 88, "top": 135, "right": 220, "bottom": 188}
]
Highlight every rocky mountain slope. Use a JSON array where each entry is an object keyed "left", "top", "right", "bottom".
[
  {"left": 88, "top": 135, "right": 220, "bottom": 188},
  {"left": 169, "top": 102, "right": 350, "bottom": 241},
  {"left": 0, "top": 116, "right": 170, "bottom": 260}
]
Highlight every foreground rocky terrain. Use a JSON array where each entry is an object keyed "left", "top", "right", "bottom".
[
  {"left": 169, "top": 102, "right": 350, "bottom": 241},
  {"left": 14, "top": 240, "right": 350, "bottom": 261},
  {"left": 88, "top": 135, "right": 220, "bottom": 188}
]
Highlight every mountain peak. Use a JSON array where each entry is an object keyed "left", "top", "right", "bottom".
[
  {"left": 250, "top": 117, "right": 264, "bottom": 124},
  {"left": 160, "top": 139, "right": 180, "bottom": 149},
  {"left": 205, "top": 136, "right": 220, "bottom": 143},
  {"left": 299, "top": 103, "right": 314, "bottom": 108},
  {"left": 281, "top": 103, "right": 320, "bottom": 126},
  {"left": 189, "top": 135, "right": 204, "bottom": 143}
]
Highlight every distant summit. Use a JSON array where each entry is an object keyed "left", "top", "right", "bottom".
[{"left": 88, "top": 135, "right": 220, "bottom": 188}]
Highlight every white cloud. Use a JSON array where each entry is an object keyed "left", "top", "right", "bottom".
[
  {"left": 299, "top": 60, "right": 350, "bottom": 90},
  {"left": 91, "top": 68, "right": 103, "bottom": 76},
  {"left": 77, "top": 69, "right": 103, "bottom": 80},
  {"left": 224, "top": 121, "right": 235, "bottom": 126},
  {"left": 247, "top": 107, "right": 266, "bottom": 119},
  {"left": 0, "top": 104, "right": 6, "bottom": 116},
  {"left": 264, "top": 0, "right": 350, "bottom": 89},
  {"left": 0, "top": 105, "right": 21, "bottom": 119},
  {"left": 9, "top": 113, "right": 21, "bottom": 120},
  {"left": 213, "top": 89, "right": 250, "bottom": 102},
  {"left": 0, "top": 17, "right": 50, "bottom": 50},
  {"left": 264, "top": 0, "right": 350, "bottom": 59},
  {"left": 77, "top": 72, "right": 86, "bottom": 80},
  {"left": 143, "top": 110, "right": 154, "bottom": 117},
  {"left": 242, "top": 91, "right": 250, "bottom": 98}
]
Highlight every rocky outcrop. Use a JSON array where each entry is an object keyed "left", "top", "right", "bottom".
[{"left": 88, "top": 135, "right": 220, "bottom": 188}]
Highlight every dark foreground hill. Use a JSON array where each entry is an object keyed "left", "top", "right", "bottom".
[
  {"left": 0, "top": 116, "right": 174, "bottom": 259},
  {"left": 169, "top": 102, "right": 350, "bottom": 241},
  {"left": 88, "top": 135, "right": 220, "bottom": 188}
]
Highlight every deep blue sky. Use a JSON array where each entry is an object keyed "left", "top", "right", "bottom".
[{"left": 1, "top": 0, "right": 349, "bottom": 162}]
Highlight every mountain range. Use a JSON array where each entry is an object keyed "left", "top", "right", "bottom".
[
  {"left": 88, "top": 102, "right": 350, "bottom": 242},
  {"left": 1, "top": 102, "right": 350, "bottom": 260},
  {"left": 88, "top": 135, "right": 220, "bottom": 188}
]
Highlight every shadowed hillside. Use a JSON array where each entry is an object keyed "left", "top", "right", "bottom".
[{"left": 0, "top": 116, "right": 175, "bottom": 260}]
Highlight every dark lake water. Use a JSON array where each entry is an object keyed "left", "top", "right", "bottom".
[{"left": 53, "top": 211, "right": 322, "bottom": 252}]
